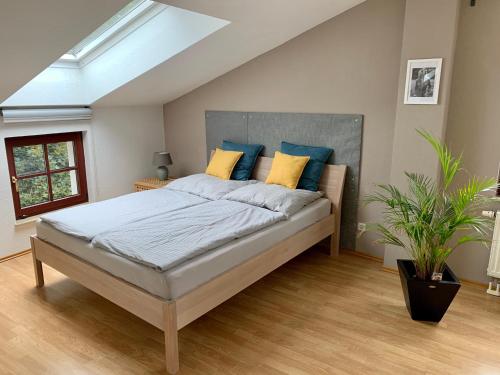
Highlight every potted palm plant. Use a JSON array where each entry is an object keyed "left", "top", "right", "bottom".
[{"left": 367, "top": 130, "right": 497, "bottom": 322}]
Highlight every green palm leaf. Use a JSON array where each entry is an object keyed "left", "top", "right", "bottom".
[{"left": 366, "top": 129, "right": 496, "bottom": 280}]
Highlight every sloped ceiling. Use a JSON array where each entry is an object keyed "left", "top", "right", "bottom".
[
  {"left": 0, "top": 0, "right": 129, "bottom": 103},
  {"left": 1, "top": 0, "right": 366, "bottom": 107},
  {"left": 93, "top": 0, "right": 367, "bottom": 106}
]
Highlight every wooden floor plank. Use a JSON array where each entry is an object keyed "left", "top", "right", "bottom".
[{"left": 1, "top": 249, "right": 499, "bottom": 374}]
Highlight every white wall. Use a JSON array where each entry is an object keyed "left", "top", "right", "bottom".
[
  {"left": 90, "top": 106, "right": 165, "bottom": 199},
  {"left": 83, "top": 6, "right": 229, "bottom": 104},
  {"left": 2, "top": 67, "right": 86, "bottom": 106},
  {"left": 445, "top": 0, "right": 500, "bottom": 283},
  {"left": 383, "top": 0, "right": 461, "bottom": 269},
  {"left": 0, "top": 105, "right": 164, "bottom": 257}
]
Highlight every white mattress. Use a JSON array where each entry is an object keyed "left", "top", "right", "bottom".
[{"left": 36, "top": 198, "right": 331, "bottom": 299}]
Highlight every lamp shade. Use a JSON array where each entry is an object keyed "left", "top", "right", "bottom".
[{"left": 153, "top": 152, "right": 172, "bottom": 166}]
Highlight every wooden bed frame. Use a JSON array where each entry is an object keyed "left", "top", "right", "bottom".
[{"left": 30, "top": 156, "right": 346, "bottom": 374}]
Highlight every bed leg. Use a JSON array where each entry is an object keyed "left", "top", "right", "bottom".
[
  {"left": 330, "top": 234, "right": 339, "bottom": 257},
  {"left": 163, "top": 302, "right": 179, "bottom": 374},
  {"left": 30, "top": 236, "right": 44, "bottom": 288},
  {"left": 329, "top": 212, "right": 341, "bottom": 257}
]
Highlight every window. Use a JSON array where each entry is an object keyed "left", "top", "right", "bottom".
[
  {"left": 60, "top": 0, "right": 154, "bottom": 61},
  {"left": 5, "top": 132, "right": 88, "bottom": 219}
]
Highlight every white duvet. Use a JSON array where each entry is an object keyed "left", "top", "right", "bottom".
[
  {"left": 223, "top": 182, "right": 323, "bottom": 217},
  {"left": 39, "top": 174, "right": 325, "bottom": 272},
  {"left": 40, "top": 188, "right": 208, "bottom": 241},
  {"left": 92, "top": 200, "right": 285, "bottom": 271}
]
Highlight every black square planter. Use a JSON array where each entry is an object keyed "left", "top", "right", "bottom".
[{"left": 397, "top": 259, "right": 461, "bottom": 322}]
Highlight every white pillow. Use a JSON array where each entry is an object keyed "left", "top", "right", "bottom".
[
  {"left": 166, "top": 174, "right": 257, "bottom": 200},
  {"left": 223, "top": 182, "right": 324, "bottom": 217}
]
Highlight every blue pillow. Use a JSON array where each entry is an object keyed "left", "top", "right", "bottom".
[
  {"left": 221, "top": 140, "right": 264, "bottom": 180},
  {"left": 281, "top": 141, "right": 333, "bottom": 191}
]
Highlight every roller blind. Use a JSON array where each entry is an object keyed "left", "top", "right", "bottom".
[{"left": 1, "top": 108, "right": 92, "bottom": 123}]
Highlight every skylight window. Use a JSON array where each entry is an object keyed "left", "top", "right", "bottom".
[
  {"left": 61, "top": 0, "right": 154, "bottom": 61},
  {"left": 3, "top": 3, "right": 230, "bottom": 107}
]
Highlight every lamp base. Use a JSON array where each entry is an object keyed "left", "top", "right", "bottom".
[{"left": 156, "top": 166, "right": 169, "bottom": 181}]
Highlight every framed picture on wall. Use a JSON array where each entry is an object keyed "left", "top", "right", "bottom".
[{"left": 404, "top": 58, "right": 443, "bottom": 105}]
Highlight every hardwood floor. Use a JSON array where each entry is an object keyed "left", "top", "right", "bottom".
[{"left": 1, "top": 249, "right": 499, "bottom": 374}]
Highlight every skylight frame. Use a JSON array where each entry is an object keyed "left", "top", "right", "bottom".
[{"left": 60, "top": 0, "right": 154, "bottom": 62}]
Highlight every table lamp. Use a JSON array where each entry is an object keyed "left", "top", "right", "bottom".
[{"left": 153, "top": 151, "right": 173, "bottom": 180}]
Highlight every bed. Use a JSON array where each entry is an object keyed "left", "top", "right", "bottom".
[{"left": 30, "top": 155, "right": 346, "bottom": 374}]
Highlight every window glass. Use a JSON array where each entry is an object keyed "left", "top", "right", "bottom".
[
  {"left": 18, "top": 175, "right": 50, "bottom": 208},
  {"left": 48, "top": 141, "right": 75, "bottom": 170},
  {"left": 13, "top": 145, "right": 46, "bottom": 176},
  {"left": 52, "top": 170, "right": 79, "bottom": 200}
]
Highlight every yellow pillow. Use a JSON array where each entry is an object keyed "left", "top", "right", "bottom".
[
  {"left": 265, "top": 151, "right": 310, "bottom": 189},
  {"left": 206, "top": 148, "right": 244, "bottom": 180}
]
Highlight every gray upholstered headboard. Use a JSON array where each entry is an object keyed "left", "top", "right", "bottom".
[{"left": 205, "top": 111, "right": 363, "bottom": 250}]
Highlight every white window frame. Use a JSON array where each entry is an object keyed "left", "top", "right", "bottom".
[{"left": 60, "top": 0, "right": 155, "bottom": 63}]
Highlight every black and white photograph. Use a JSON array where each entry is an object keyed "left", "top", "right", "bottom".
[{"left": 404, "top": 58, "right": 442, "bottom": 104}]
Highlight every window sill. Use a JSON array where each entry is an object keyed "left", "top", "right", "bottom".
[
  {"left": 14, "top": 201, "right": 91, "bottom": 227},
  {"left": 15, "top": 216, "right": 40, "bottom": 227}
]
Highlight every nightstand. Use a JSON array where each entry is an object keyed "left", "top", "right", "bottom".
[{"left": 134, "top": 177, "right": 176, "bottom": 192}]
